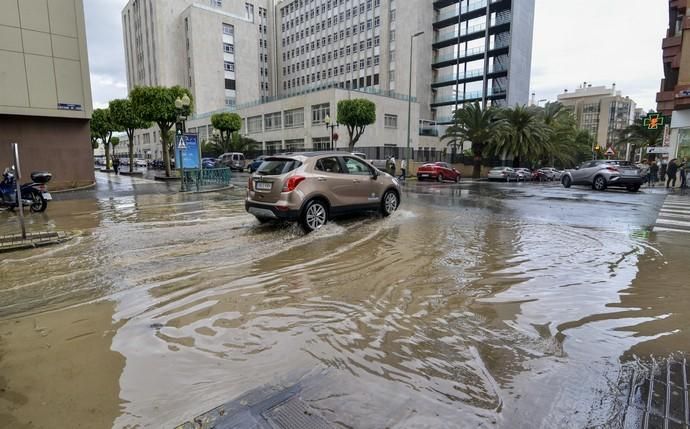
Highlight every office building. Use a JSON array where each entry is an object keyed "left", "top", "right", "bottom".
[
  {"left": 121, "top": 0, "right": 535, "bottom": 159},
  {"left": 656, "top": 0, "right": 690, "bottom": 161},
  {"left": 557, "top": 84, "right": 636, "bottom": 152},
  {"left": 0, "top": 0, "right": 94, "bottom": 189}
]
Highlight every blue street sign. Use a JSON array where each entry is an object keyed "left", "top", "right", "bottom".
[{"left": 175, "top": 133, "right": 200, "bottom": 169}]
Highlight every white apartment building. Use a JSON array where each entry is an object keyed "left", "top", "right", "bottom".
[{"left": 120, "top": 0, "right": 534, "bottom": 159}]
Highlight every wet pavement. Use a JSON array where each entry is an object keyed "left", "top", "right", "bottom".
[{"left": 1, "top": 172, "right": 689, "bottom": 428}]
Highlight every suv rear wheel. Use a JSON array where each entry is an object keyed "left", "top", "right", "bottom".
[
  {"left": 300, "top": 199, "right": 328, "bottom": 232},
  {"left": 562, "top": 175, "right": 572, "bottom": 188},
  {"left": 381, "top": 190, "right": 399, "bottom": 216}
]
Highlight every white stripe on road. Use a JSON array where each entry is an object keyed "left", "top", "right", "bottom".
[
  {"left": 654, "top": 195, "right": 690, "bottom": 233},
  {"left": 652, "top": 226, "right": 690, "bottom": 234}
]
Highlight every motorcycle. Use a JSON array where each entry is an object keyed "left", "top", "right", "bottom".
[{"left": 0, "top": 167, "right": 52, "bottom": 213}]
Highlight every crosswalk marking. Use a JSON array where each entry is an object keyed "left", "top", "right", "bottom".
[{"left": 654, "top": 195, "right": 690, "bottom": 234}]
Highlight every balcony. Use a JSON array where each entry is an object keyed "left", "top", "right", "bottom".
[
  {"left": 431, "top": 43, "right": 509, "bottom": 68},
  {"left": 433, "top": 14, "right": 511, "bottom": 49},
  {"left": 433, "top": 0, "right": 511, "bottom": 29},
  {"left": 431, "top": 89, "right": 507, "bottom": 107},
  {"left": 432, "top": 64, "right": 508, "bottom": 87}
]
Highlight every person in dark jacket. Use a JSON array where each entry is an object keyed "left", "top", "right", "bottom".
[
  {"left": 680, "top": 157, "right": 688, "bottom": 189},
  {"left": 666, "top": 159, "right": 678, "bottom": 188},
  {"left": 649, "top": 161, "right": 659, "bottom": 187},
  {"left": 112, "top": 157, "right": 120, "bottom": 175}
]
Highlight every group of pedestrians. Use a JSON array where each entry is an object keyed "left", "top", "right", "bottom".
[
  {"left": 385, "top": 156, "right": 407, "bottom": 182},
  {"left": 643, "top": 157, "right": 687, "bottom": 189}
]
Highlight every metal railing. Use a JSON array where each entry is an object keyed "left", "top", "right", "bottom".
[
  {"left": 433, "top": 63, "right": 507, "bottom": 84},
  {"left": 181, "top": 167, "right": 231, "bottom": 192},
  {"left": 432, "top": 89, "right": 507, "bottom": 104},
  {"left": 434, "top": 0, "right": 503, "bottom": 23},
  {"left": 432, "top": 42, "right": 509, "bottom": 65}
]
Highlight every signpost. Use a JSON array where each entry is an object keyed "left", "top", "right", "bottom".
[
  {"left": 605, "top": 147, "right": 615, "bottom": 158},
  {"left": 11, "top": 143, "right": 26, "bottom": 239},
  {"left": 175, "top": 133, "right": 200, "bottom": 192},
  {"left": 647, "top": 147, "right": 670, "bottom": 154},
  {"left": 642, "top": 112, "right": 666, "bottom": 130}
]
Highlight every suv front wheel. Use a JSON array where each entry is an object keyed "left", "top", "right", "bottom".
[
  {"left": 381, "top": 190, "right": 399, "bottom": 217},
  {"left": 592, "top": 175, "right": 607, "bottom": 191},
  {"left": 300, "top": 199, "right": 328, "bottom": 232}
]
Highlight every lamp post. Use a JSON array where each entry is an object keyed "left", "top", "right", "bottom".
[
  {"left": 406, "top": 31, "right": 424, "bottom": 177},
  {"left": 175, "top": 94, "right": 191, "bottom": 191},
  {"left": 324, "top": 114, "right": 339, "bottom": 151}
]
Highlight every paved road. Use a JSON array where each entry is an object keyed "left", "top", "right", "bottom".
[{"left": 3, "top": 172, "right": 690, "bottom": 429}]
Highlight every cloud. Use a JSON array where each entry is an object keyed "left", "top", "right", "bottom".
[
  {"left": 84, "top": 0, "right": 128, "bottom": 108},
  {"left": 530, "top": 0, "right": 667, "bottom": 111}
]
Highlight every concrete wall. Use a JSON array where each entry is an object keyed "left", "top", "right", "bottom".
[
  {"left": 0, "top": 0, "right": 92, "bottom": 119},
  {"left": 0, "top": 115, "right": 94, "bottom": 189}
]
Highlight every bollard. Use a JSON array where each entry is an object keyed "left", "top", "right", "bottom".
[{"left": 11, "top": 143, "right": 26, "bottom": 239}]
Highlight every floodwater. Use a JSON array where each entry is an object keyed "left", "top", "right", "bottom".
[{"left": 0, "top": 178, "right": 688, "bottom": 428}]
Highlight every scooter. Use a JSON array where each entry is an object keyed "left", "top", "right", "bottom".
[{"left": 0, "top": 167, "right": 52, "bottom": 213}]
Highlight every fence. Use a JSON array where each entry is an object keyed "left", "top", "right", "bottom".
[
  {"left": 239, "top": 147, "right": 503, "bottom": 166},
  {"left": 181, "top": 167, "right": 231, "bottom": 192}
]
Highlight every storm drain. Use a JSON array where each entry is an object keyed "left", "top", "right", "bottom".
[
  {"left": 615, "top": 358, "right": 689, "bottom": 429},
  {"left": 175, "top": 382, "right": 332, "bottom": 429}
]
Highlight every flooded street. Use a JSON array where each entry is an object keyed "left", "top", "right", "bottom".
[{"left": 1, "top": 173, "right": 688, "bottom": 428}]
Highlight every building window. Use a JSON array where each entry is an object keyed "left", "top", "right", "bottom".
[
  {"left": 284, "top": 108, "right": 305, "bottom": 128},
  {"left": 224, "top": 61, "right": 235, "bottom": 71},
  {"left": 246, "top": 3, "right": 254, "bottom": 21},
  {"left": 225, "top": 97, "right": 236, "bottom": 106},
  {"left": 224, "top": 79, "right": 236, "bottom": 90},
  {"left": 223, "top": 43, "right": 234, "bottom": 53},
  {"left": 311, "top": 103, "right": 330, "bottom": 124},
  {"left": 223, "top": 23, "right": 234, "bottom": 35},
  {"left": 265, "top": 112, "right": 282, "bottom": 130},
  {"left": 384, "top": 114, "right": 398, "bottom": 128},
  {"left": 285, "top": 139, "right": 305, "bottom": 151},
  {"left": 312, "top": 137, "right": 330, "bottom": 150},
  {"left": 211, "top": 0, "right": 222, "bottom": 7},
  {"left": 248, "top": 115, "right": 262, "bottom": 133}
]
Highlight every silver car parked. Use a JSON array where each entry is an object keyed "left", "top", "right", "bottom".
[{"left": 561, "top": 160, "right": 645, "bottom": 192}]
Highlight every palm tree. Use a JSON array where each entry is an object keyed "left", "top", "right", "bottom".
[
  {"left": 441, "top": 102, "right": 503, "bottom": 178},
  {"left": 535, "top": 102, "right": 588, "bottom": 168},
  {"left": 206, "top": 132, "right": 260, "bottom": 156},
  {"left": 487, "top": 105, "right": 551, "bottom": 167},
  {"left": 618, "top": 119, "right": 664, "bottom": 161}
]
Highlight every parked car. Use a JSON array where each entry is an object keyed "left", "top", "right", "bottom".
[
  {"left": 202, "top": 157, "right": 218, "bottom": 168},
  {"left": 134, "top": 159, "right": 148, "bottom": 167},
  {"left": 515, "top": 168, "right": 532, "bottom": 181},
  {"left": 561, "top": 160, "right": 645, "bottom": 192},
  {"left": 488, "top": 167, "right": 517, "bottom": 181},
  {"left": 246, "top": 152, "right": 401, "bottom": 232},
  {"left": 218, "top": 152, "right": 246, "bottom": 171},
  {"left": 416, "top": 162, "right": 461, "bottom": 182},
  {"left": 248, "top": 155, "right": 267, "bottom": 173},
  {"left": 537, "top": 167, "right": 560, "bottom": 181}
]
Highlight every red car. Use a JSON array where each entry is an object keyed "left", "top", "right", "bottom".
[{"left": 416, "top": 162, "right": 461, "bottom": 182}]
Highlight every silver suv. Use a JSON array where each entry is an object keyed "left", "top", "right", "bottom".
[
  {"left": 245, "top": 152, "right": 402, "bottom": 232},
  {"left": 561, "top": 160, "right": 644, "bottom": 192}
]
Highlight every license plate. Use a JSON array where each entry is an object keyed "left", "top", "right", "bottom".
[
  {"left": 42, "top": 192, "right": 52, "bottom": 200},
  {"left": 421, "top": 174, "right": 429, "bottom": 177},
  {"left": 255, "top": 181, "right": 272, "bottom": 190}
]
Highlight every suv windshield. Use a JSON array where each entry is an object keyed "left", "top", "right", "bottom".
[{"left": 257, "top": 158, "right": 302, "bottom": 175}]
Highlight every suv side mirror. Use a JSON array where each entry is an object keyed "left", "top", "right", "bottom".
[
  {"left": 371, "top": 169, "right": 379, "bottom": 180},
  {"left": 575, "top": 166, "right": 580, "bottom": 170}
]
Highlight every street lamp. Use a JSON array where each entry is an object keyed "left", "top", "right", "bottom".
[
  {"left": 324, "top": 114, "right": 339, "bottom": 151},
  {"left": 406, "top": 31, "right": 424, "bottom": 177}
]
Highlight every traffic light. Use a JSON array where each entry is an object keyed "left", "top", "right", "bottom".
[{"left": 594, "top": 145, "right": 601, "bottom": 151}]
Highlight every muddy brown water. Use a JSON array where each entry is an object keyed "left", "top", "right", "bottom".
[{"left": 0, "top": 184, "right": 688, "bottom": 428}]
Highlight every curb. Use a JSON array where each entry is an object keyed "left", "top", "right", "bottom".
[
  {"left": 52, "top": 182, "right": 96, "bottom": 194},
  {"left": 181, "top": 184, "right": 235, "bottom": 194}
]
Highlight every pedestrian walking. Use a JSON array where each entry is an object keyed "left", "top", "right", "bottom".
[
  {"left": 388, "top": 156, "right": 396, "bottom": 177},
  {"left": 666, "top": 158, "right": 678, "bottom": 188},
  {"left": 399, "top": 158, "right": 407, "bottom": 182},
  {"left": 649, "top": 161, "right": 659, "bottom": 187},
  {"left": 112, "top": 157, "right": 120, "bottom": 175},
  {"left": 680, "top": 157, "right": 688, "bottom": 189},
  {"left": 660, "top": 160, "right": 667, "bottom": 183}
]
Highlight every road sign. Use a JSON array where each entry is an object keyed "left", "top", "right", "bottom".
[
  {"left": 605, "top": 147, "right": 615, "bottom": 156},
  {"left": 647, "top": 147, "right": 670, "bottom": 154},
  {"left": 175, "top": 134, "right": 200, "bottom": 169}
]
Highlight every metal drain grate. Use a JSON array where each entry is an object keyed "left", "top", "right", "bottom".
[
  {"left": 262, "top": 397, "right": 332, "bottom": 429},
  {"left": 619, "top": 358, "right": 689, "bottom": 429}
]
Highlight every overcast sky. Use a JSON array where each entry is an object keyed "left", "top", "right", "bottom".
[{"left": 85, "top": 0, "right": 668, "bottom": 111}]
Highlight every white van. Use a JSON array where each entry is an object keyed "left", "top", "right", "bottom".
[{"left": 217, "top": 152, "right": 246, "bottom": 171}]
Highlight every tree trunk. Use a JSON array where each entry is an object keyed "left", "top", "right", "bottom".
[
  {"left": 348, "top": 141, "right": 355, "bottom": 152},
  {"left": 161, "top": 127, "right": 172, "bottom": 177},
  {"left": 128, "top": 129, "right": 135, "bottom": 173},
  {"left": 104, "top": 141, "right": 111, "bottom": 170},
  {"left": 473, "top": 154, "right": 481, "bottom": 179}
]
